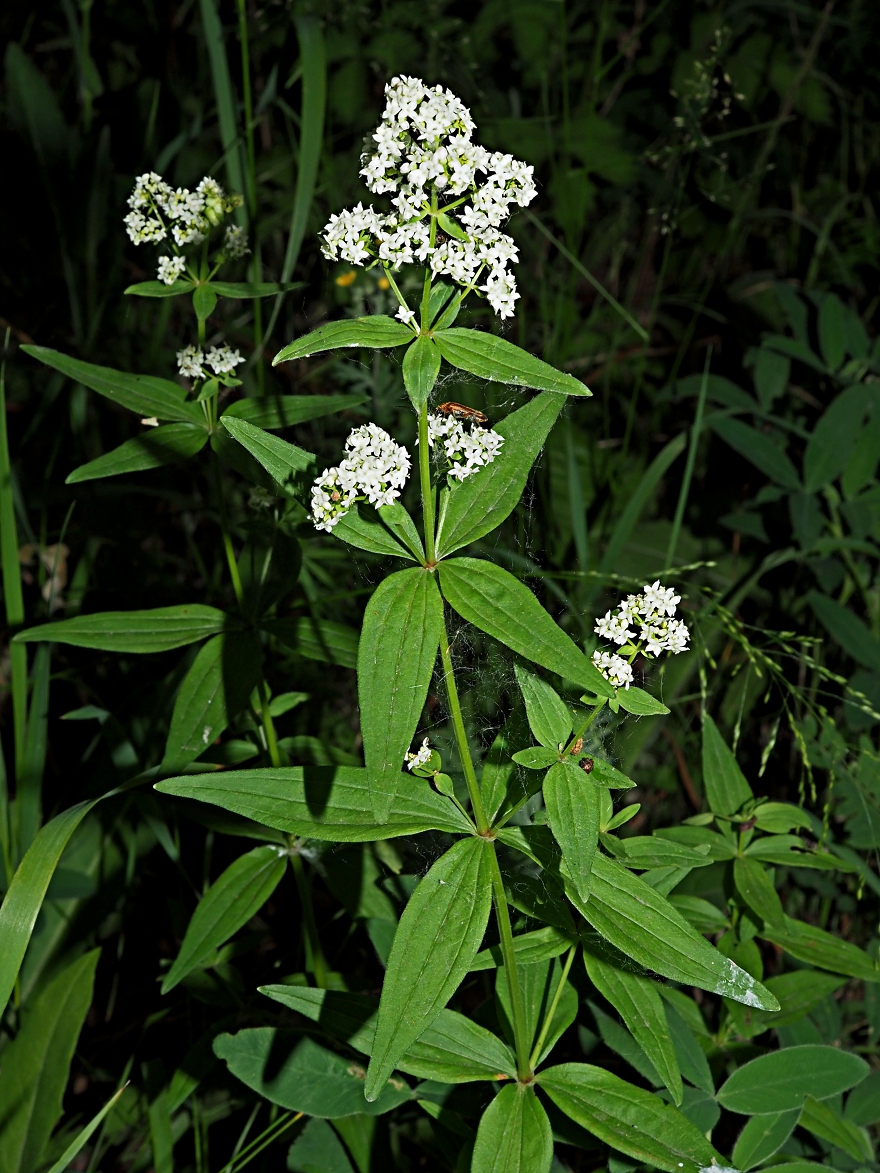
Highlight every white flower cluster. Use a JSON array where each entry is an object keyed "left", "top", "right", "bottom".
[
  {"left": 423, "top": 412, "right": 504, "bottom": 481},
  {"left": 176, "top": 344, "right": 244, "bottom": 381},
  {"left": 124, "top": 172, "right": 243, "bottom": 282},
  {"left": 405, "top": 737, "right": 432, "bottom": 771},
  {"left": 592, "top": 580, "right": 689, "bottom": 689},
  {"left": 310, "top": 423, "right": 411, "bottom": 532},
  {"left": 224, "top": 224, "right": 250, "bottom": 259},
  {"left": 320, "top": 76, "right": 537, "bottom": 319}
]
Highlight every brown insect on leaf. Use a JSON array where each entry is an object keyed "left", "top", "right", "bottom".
[
  {"left": 579, "top": 757, "right": 594, "bottom": 774},
  {"left": 570, "top": 737, "right": 584, "bottom": 755},
  {"left": 435, "top": 401, "right": 489, "bottom": 425}
]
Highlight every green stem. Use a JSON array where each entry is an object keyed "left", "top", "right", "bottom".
[
  {"left": 529, "top": 944, "right": 576, "bottom": 1068},
  {"left": 487, "top": 842, "right": 533, "bottom": 1082},
  {"left": 257, "top": 679, "right": 281, "bottom": 767},
  {"left": 420, "top": 190, "right": 438, "bottom": 328},
  {"left": 438, "top": 617, "right": 487, "bottom": 833},
  {"left": 564, "top": 699, "right": 607, "bottom": 756},
  {"left": 212, "top": 453, "right": 245, "bottom": 612},
  {"left": 665, "top": 346, "right": 710, "bottom": 570},
  {"left": 417, "top": 405, "right": 436, "bottom": 564},
  {"left": 290, "top": 849, "right": 328, "bottom": 988}
]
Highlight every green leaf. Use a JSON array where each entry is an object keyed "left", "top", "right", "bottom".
[
  {"left": 15, "top": 604, "right": 232, "bottom": 652},
  {"left": 716, "top": 1044, "right": 869, "bottom": 1114},
  {"left": 545, "top": 761, "right": 600, "bottom": 903},
  {"left": 124, "top": 279, "right": 194, "bottom": 297},
  {"left": 21, "top": 345, "right": 202, "bottom": 424},
  {"left": 514, "top": 663, "right": 572, "bottom": 748},
  {"left": 259, "top": 986, "right": 516, "bottom": 1082},
  {"left": 582, "top": 943, "right": 682, "bottom": 1105},
  {"left": 222, "top": 393, "right": 368, "bottom": 430},
  {"left": 756, "top": 969, "right": 847, "bottom": 1028},
  {"left": 589, "top": 757, "right": 637, "bottom": 789},
  {"left": 161, "top": 632, "right": 263, "bottom": 770},
  {"left": 155, "top": 765, "right": 472, "bottom": 841},
  {"left": 539, "top": 1063, "right": 723, "bottom": 1173},
  {"left": 568, "top": 854, "right": 779, "bottom": 1009},
  {"left": 332, "top": 503, "right": 423, "bottom": 561},
  {"left": 754, "top": 348, "right": 790, "bottom": 410},
  {"left": 616, "top": 686, "right": 670, "bottom": 716},
  {"left": 263, "top": 616, "right": 359, "bottom": 668},
  {"left": 763, "top": 334, "right": 829, "bottom": 373},
  {"left": 471, "top": 1085, "right": 553, "bottom": 1173},
  {"left": 603, "top": 835, "right": 712, "bottom": 871},
  {"left": 42, "top": 1085, "right": 129, "bottom": 1173},
  {"left": 221, "top": 416, "right": 315, "bottom": 495},
  {"left": 365, "top": 837, "right": 493, "bottom": 1100},
  {"left": 0, "top": 950, "right": 99, "bottom": 1173},
  {"left": 710, "top": 416, "right": 801, "bottom": 490},
  {"left": 808, "top": 589, "right": 880, "bottom": 672},
  {"left": 732, "top": 1109, "right": 800, "bottom": 1171},
  {"left": 402, "top": 334, "right": 441, "bottom": 409},
  {"left": 66, "top": 422, "right": 208, "bottom": 483},
  {"left": 358, "top": 568, "right": 443, "bottom": 821},
  {"left": 799, "top": 1095, "right": 873, "bottom": 1163},
  {"left": 818, "top": 293, "right": 847, "bottom": 370},
  {"left": 193, "top": 283, "right": 217, "bottom": 321},
  {"left": 664, "top": 1002, "right": 714, "bottom": 1095},
  {"left": 214, "top": 1031, "right": 410, "bottom": 1117},
  {"left": 209, "top": 281, "right": 302, "bottom": 298},
  {"left": 512, "top": 746, "right": 559, "bottom": 770},
  {"left": 471, "top": 925, "right": 575, "bottom": 971},
  {"left": 803, "top": 385, "right": 870, "bottom": 491},
  {"left": 753, "top": 801, "right": 813, "bottom": 833},
  {"left": 162, "top": 846, "right": 286, "bottom": 992},
  {"left": 702, "top": 713, "right": 754, "bottom": 815},
  {"left": 734, "top": 856, "right": 785, "bottom": 928},
  {"left": 655, "top": 824, "right": 738, "bottom": 861},
  {"left": 436, "top": 392, "right": 564, "bottom": 556},
  {"left": 763, "top": 914, "right": 880, "bottom": 981},
  {"left": 273, "top": 316, "right": 415, "bottom": 364},
  {"left": 438, "top": 559, "right": 613, "bottom": 697},
  {"left": 845, "top": 1068, "right": 880, "bottom": 1126},
  {"left": 287, "top": 1119, "right": 354, "bottom": 1173},
  {"left": 433, "top": 328, "right": 588, "bottom": 396}
]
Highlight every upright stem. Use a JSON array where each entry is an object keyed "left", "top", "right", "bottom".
[
  {"left": 488, "top": 843, "right": 533, "bottom": 1081},
  {"left": 420, "top": 190, "right": 438, "bottom": 327},
  {"left": 529, "top": 944, "right": 576, "bottom": 1068},
  {"left": 438, "top": 618, "right": 487, "bottom": 833},
  {"left": 236, "top": 0, "right": 264, "bottom": 393},
  {"left": 257, "top": 679, "right": 281, "bottom": 767},
  {"left": 290, "top": 849, "right": 328, "bottom": 988},
  {"left": 417, "top": 405, "right": 436, "bottom": 564},
  {"left": 212, "top": 454, "right": 245, "bottom": 612}
]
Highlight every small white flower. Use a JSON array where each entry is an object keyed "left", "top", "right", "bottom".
[
  {"left": 140, "top": 417, "right": 159, "bottom": 427},
  {"left": 592, "top": 650, "right": 634, "bottom": 690},
  {"left": 205, "top": 345, "right": 245, "bottom": 376},
  {"left": 176, "top": 345, "right": 207, "bottom": 380},
  {"left": 422, "top": 412, "right": 503, "bottom": 481},
  {"left": 592, "top": 581, "right": 689, "bottom": 665},
  {"left": 396, "top": 305, "right": 417, "bottom": 326},
  {"left": 594, "top": 610, "right": 634, "bottom": 646},
  {"left": 405, "top": 737, "right": 432, "bottom": 770},
  {"left": 157, "top": 255, "right": 186, "bottom": 285},
  {"left": 641, "top": 580, "right": 680, "bottom": 618},
  {"left": 309, "top": 422, "right": 412, "bottom": 531},
  {"left": 224, "top": 224, "right": 250, "bottom": 258}
]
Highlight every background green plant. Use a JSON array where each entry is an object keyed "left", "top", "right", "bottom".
[{"left": 2, "top": 1, "right": 880, "bottom": 1171}]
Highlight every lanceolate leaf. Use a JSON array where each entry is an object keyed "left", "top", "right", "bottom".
[
  {"left": 716, "top": 1045, "right": 869, "bottom": 1114},
  {"left": 331, "top": 503, "right": 421, "bottom": 561},
  {"left": 436, "top": 393, "right": 564, "bottom": 556},
  {"left": 803, "top": 385, "right": 869, "bottom": 492},
  {"left": 539, "top": 1063, "right": 723, "bottom": 1173},
  {"left": 209, "top": 281, "right": 303, "bottom": 298},
  {"left": 702, "top": 714, "right": 753, "bottom": 815},
  {"left": 439, "top": 558, "right": 613, "bottom": 697},
  {"left": 616, "top": 686, "right": 670, "bottom": 716},
  {"left": 222, "top": 393, "right": 368, "bottom": 430},
  {"left": 710, "top": 416, "right": 801, "bottom": 490},
  {"left": 582, "top": 943, "right": 683, "bottom": 1105},
  {"left": 569, "top": 854, "right": 780, "bottom": 1010},
  {"left": 734, "top": 856, "right": 786, "bottom": 929},
  {"left": 471, "top": 925, "right": 575, "bottom": 971},
  {"left": 124, "top": 279, "right": 193, "bottom": 297},
  {"left": 16, "top": 604, "right": 233, "bottom": 653},
  {"left": 514, "top": 663, "right": 572, "bottom": 748},
  {"left": 162, "top": 846, "right": 287, "bottom": 992},
  {"left": 544, "top": 761, "right": 600, "bottom": 903},
  {"left": 66, "top": 423, "right": 208, "bottom": 483},
  {"left": 364, "top": 837, "right": 493, "bottom": 1100},
  {"left": 221, "top": 416, "right": 315, "bottom": 495},
  {"left": 273, "top": 316, "right": 415, "bottom": 364},
  {"left": 263, "top": 616, "right": 359, "bottom": 668},
  {"left": 21, "top": 345, "right": 203, "bottom": 424},
  {"left": 470, "top": 1084, "right": 553, "bottom": 1173},
  {"left": 155, "top": 766, "right": 472, "bottom": 841},
  {"left": 402, "top": 334, "right": 441, "bottom": 409},
  {"left": 358, "top": 568, "right": 444, "bottom": 822},
  {"left": 762, "top": 915, "right": 879, "bottom": 981},
  {"left": 433, "top": 328, "right": 588, "bottom": 396}
]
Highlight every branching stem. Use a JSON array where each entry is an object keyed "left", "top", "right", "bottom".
[{"left": 488, "top": 842, "right": 533, "bottom": 1082}]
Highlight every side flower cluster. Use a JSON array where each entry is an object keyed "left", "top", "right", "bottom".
[
  {"left": 320, "top": 75, "right": 536, "bottom": 319},
  {"left": 405, "top": 738, "right": 432, "bottom": 771},
  {"left": 176, "top": 345, "right": 245, "bottom": 382},
  {"left": 422, "top": 412, "right": 504, "bottom": 481},
  {"left": 310, "top": 423, "right": 411, "bottom": 533},
  {"left": 123, "top": 172, "right": 245, "bottom": 283},
  {"left": 591, "top": 580, "right": 690, "bottom": 690}
]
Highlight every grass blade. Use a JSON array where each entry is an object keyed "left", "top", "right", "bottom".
[
  {"left": 43, "top": 1084, "right": 129, "bottom": 1173},
  {"left": 199, "top": 0, "right": 246, "bottom": 203},
  {"left": 0, "top": 337, "right": 27, "bottom": 771},
  {"left": 665, "top": 348, "right": 711, "bottom": 570}
]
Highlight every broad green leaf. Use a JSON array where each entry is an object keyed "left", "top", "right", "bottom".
[
  {"left": 214, "top": 1031, "right": 410, "bottom": 1117},
  {"left": 358, "top": 568, "right": 443, "bottom": 821},
  {"left": 808, "top": 589, "right": 880, "bottom": 672},
  {"left": 763, "top": 334, "right": 828, "bottom": 373},
  {"left": 616, "top": 686, "right": 670, "bottom": 716},
  {"left": 263, "top": 616, "right": 359, "bottom": 668},
  {"left": 589, "top": 757, "right": 637, "bottom": 789},
  {"left": 479, "top": 707, "right": 531, "bottom": 820},
  {"left": 763, "top": 914, "right": 879, "bottom": 981},
  {"left": 545, "top": 761, "right": 599, "bottom": 903},
  {"left": 162, "top": 846, "right": 286, "bottom": 992},
  {"left": 471, "top": 1084, "right": 553, "bottom": 1173},
  {"left": 655, "top": 824, "right": 738, "bottom": 861},
  {"left": 755, "top": 969, "right": 846, "bottom": 1028},
  {"left": 702, "top": 713, "right": 753, "bottom": 815},
  {"left": 514, "top": 663, "right": 572, "bottom": 748},
  {"left": 273, "top": 316, "right": 415, "bottom": 364},
  {"left": 161, "top": 632, "right": 263, "bottom": 770},
  {"left": 733, "top": 1109, "right": 800, "bottom": 1171},
  {"left": 589, "top": 997, "right": 664, "bottom": 1086},
  {"left": 155, "top": 765, "right": 472, "bottom": 841},
  {"left": 734, "top": 856, "right": 785, "bottom": 928},
  {"left": 209, "top": 281, "right": 302, "bottom": 298},
  {"left": 365, "top": 837, "right": 493, "bottom": 1100},
  {"left": 222, "top": 393, "right": 368, "bottom": 430},
  {"left": 221, "top": 416, "right": 315, "bottom": 495},
  {"left": 754, "top": 348, "right": 790, "bottom": 409},
  {"left": 439, "top": 559, "right": 613, "bottom": 697},
  {"left": 568, "top": 854, "right": 779, "bottom": 1009},
  {"left": 402, "top": 334, "right": 441, "bottom": 409},
  {"left": 602, "top": 835, "right": 711, "bottom": 870},
  {"left": 287, "top": 1119, "right": 354, "bottom": 1173},
  {"left": 539, "top": 1063, "right": 723, "bottom": 1173},
  {"left": 664, "top": 1002, "right": 713, "bottom": 1094},
  {"left": 753, "top": 801, "right": 813, "bottom": 833},
  {"left": 373, "top": 504, "right": 425, "bottom": 561},
  {"left": 471, "top": 925, "right": 575, "bottom": 971},
  {"left": 433, "top": 328, "right": 588, "bottom": 396},
  {"left": 16, "top": 604, "right": 232, "bottom": 653},
  {"left": 582, "top": 943, "right": 682, "bottom": 1105},
  {"left": 716, "top": 1044, "right": 869, "bottom": 1114},
  {"left": 803, "top": 385, "right": 870, "bottom": 491},
  {"left": 710, "top": 416, "right": 801, "bottom": 490},
  {"left": 66, "top": 423, "right": 208, "bottom": 483},
  {"left": 818, "top": 293, "right": 847, "bottom": 370},
  {"left": 21, "top": 345, "right": 202, "bottom": 424},
  {"left": 512, "top": 746, "right": 559, "bottom": 770},
  {"left": 845, "top": 1068, "right": 880, "bottom": 1126},
  {"left": 124, "top": 279, "right": 193, "bottom": 297},
  {"left": 799, "top": 1095, "right": 873, "bottom": 1163},
  {"left": 436, "top": 393, "right": 564, "bottom": 556},
  {"left": 193, "top": 283, "right": 217, "bottom": 321},
  {"left": 42, "top": 1085, "right": 129, "bottom": 1173},
  {"left": 668, "top": 897, "right": 729, "bottom": 936},
  {"left": 0, "top": 950, "right": 99, "bottom": 1173},
  {"left": 332, "top": 503, "right": 423, "bottom": 561},
  {"left": 259, "top": 986, "right": 516, "bottom": 1082}
]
